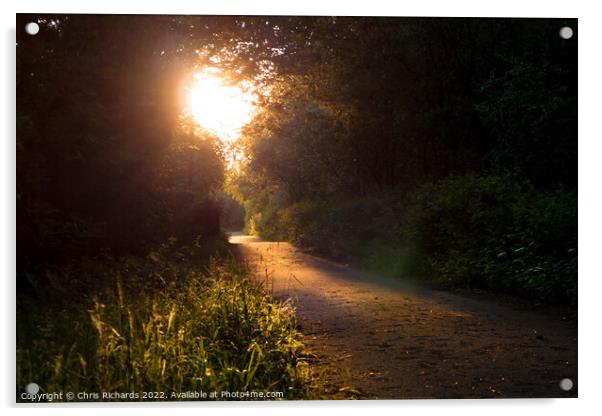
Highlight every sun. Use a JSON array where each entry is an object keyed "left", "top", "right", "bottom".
[{"left": 187, "top": 70, "right": 256, "bottom": 142}]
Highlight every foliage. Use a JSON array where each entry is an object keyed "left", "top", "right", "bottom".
[
  {"left": 235, "top": 18, "right": 575, "bottom": 201},
  {"left": 18, "top": 15, "right": 577, "bottom": 305},
  {"left": 228, "top": 17, "right": 577, "bottom": 306},
  {"left": 17, "top": 241, "right": 316, "bottom": 401},
  {"left": 240, "top": 193, "right": 394, "bottom": 261},
  {"left": 17, "top": 15, "right": 232, "bottom": 268},
  {"left": 215, "top": 191, "right": 246, "bottom": 231},
  {"left": 400, "top": 174, "right": 577, "bottom": 304},
  {"left": 477, "top": 60, "right": 577, "bottom": 186},
  {"left": 238, "top": 173, "right": 577, "bottom": 305}
]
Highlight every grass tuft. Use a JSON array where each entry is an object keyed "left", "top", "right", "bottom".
[{"left": 17, "top": 243, "right": 317, "bottom": 401}]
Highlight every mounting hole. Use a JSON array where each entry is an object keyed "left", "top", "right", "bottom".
[
  {"left": 559, "top": 26, "right": 573, "bottom": 40},
  {"left": 25, "top": 382, "right": 39, "bottom": 395},
  {"left": 559, "top": 378, "right": 573, "bottom": 391},
  {"left": 25, "top": 22, "right": 40, "bottom": 35}
]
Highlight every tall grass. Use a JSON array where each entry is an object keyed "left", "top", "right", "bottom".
[{"left": 17, "top": 241, "right": 316, "bottom": 401}]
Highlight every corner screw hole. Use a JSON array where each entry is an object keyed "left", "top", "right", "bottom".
[
  {"left": 559, "top": 26, "right": 573, "bottom": 40},
  {"left": 25, "top": 22, "right": 40, "bottom": 36}
]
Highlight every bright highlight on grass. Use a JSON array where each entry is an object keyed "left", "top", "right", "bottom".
[{"left": 187, "top": 70, "right": 256, "bottom": 142}]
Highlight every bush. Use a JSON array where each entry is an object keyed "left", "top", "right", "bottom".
[
  {"left": 275, "top": 197, "right": 394, "bottom": 260},
  {"left": 400, "top": 174, "right": 577, "bottom": 304}
]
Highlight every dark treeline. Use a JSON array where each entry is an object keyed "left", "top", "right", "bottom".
[
  {"left": 17, "top": 14, "right": 266, "bottom": 268},
  {"left": 18, "top": 15, "right": 204, "bottom": 265},
  {"left": 17, "top": 15, "right": 577, "bottom": 302},
  {"left": 235, "top": 17, "right": 576, "bottom": 192},
  {"left": 228, "top": 17, "right": 578, "bottom": 304},
  {"left": 16, "top": 15, "right": 324, "bottom": 398}
]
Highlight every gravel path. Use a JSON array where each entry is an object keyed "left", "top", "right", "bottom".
[{"left": 229, "top": 233, "right": 577, "bottom": 399}]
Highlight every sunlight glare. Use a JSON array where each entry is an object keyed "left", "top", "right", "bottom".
[{"left": 187, "top": 71, "right": 256, "bottom": 142}]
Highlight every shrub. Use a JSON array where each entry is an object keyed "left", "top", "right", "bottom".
[
  {"left": 400, "top": 174, "right": 577, "bottom": 304},
  {"left": 276, "top": 197, "right": 394, "bottom": 260}
]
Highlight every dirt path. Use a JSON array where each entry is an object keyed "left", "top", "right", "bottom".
[{"left": 229, "top": 233, "right": 577, "bottom": 399}]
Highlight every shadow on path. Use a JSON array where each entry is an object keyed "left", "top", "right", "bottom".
[{"left": 229, "top": 233, "right": 577, "bottom": 399}]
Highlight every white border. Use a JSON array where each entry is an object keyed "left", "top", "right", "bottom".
[{"left": 2, "top": 1, "right": 600, "bottom": 415}]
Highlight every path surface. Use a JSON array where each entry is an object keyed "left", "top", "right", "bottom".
[{"left": 229, "top": 233, "right": 577, "bottom": 399}]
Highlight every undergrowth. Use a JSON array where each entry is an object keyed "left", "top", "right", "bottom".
[
  {"left": 17, "top": 239, "right": 317, "bottom": 401},
  {"left": 243, "top": 174, "right": 577, "bottom": 306}
]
